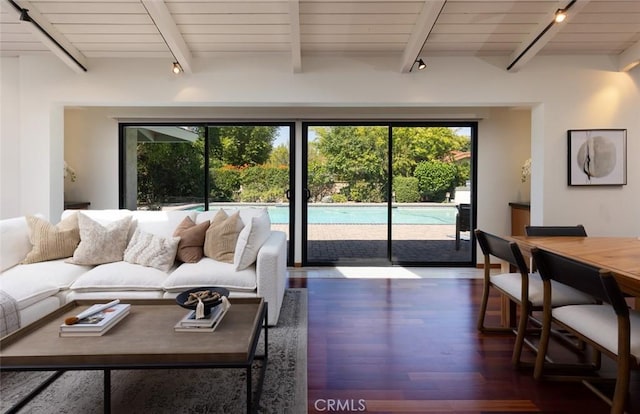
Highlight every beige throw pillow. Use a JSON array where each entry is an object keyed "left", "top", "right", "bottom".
[
  {"left": 22, "top": 214, "right": 80, "bottom": 264},
  {"left": 68, "top": 213, "right": 132, "bottom": 265},
  {"left": 173, "top": 216, "right": 208, "bottom": 263},
  {"left": 203, "top": 209, "right": 244, "bottom": 263},
  {"left": 124, "top": 228, "right": 180, "bottom": 272}
]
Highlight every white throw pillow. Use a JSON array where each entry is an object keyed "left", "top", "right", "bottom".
[
  {"left": 124, "top": 228, "right": 180, "bottom": 272},
  {"left": 68, "top": 213, "right": 132, "bottom": 265},
  {"left": 233, "top": 209, "right": 271, "bottom": 271}
]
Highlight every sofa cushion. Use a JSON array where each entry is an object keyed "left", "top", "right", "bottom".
[
  {"left": 131, "top": 210, "right": 197, "bottom": 239},
  {"left": 0, "top": 216, "right": 33, "bottom": 272},
  {"left": 234, "top": 208, "right": 271, "bottom": 271},
  {"left": 70, "top": 261, "right": 171, "bottom": 292},
  {"left": 68, "top": 213, "right": 133, "bottom": 265},
  {"left": 62, "top": 209, "right": 132, "bottom": 225},
  {"left": 203, "top": 209, "right": 244, "bottom": 263},
  {"left": 22, "top": 213, "right": 80, "bottom": 264},
  {"left": 195, "top": 207, "right": 270, "bottom": 227},
  {"left": 163, "top": 258, "right": 257, "bottom": 293},
  {"left": 0, "top": 259, "right": 92, "bottom": 309},
  {"left": 124, "top": 228, "right": 180, "bottom": 272},
  {"left": 173, "top": 216, "right": 208, "bottom": 263}
]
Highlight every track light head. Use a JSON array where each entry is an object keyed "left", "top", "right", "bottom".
[
  {"left": 172, "top": 62, "right": 183, "bottom": 74},
  {"left": 554, "top": 9, "right": 567, "bottom": 23},
  {"left": 19, "top": 8, "right": 31, "bottom": 22},
  {"left": 416, "top": 58, "right": 426, "bottom": 70}
]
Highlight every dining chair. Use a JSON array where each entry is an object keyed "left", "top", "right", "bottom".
[
  {"left": 475, "top": 230, "right": 596, "bottom": 368},
  {"left": 531, "top": 247, "right": 640, "bottom": 414},
  {"left": 524, "top": 224, "right": 587, "bottom": 237},
  {"left": 455, "top": 203, "right": 471, "bottom": 250}
]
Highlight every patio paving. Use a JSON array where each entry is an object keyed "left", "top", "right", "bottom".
[{"left": 272, "top": 224, "right": 473, "bottom": 264}]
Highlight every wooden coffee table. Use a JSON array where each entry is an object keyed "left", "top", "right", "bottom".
[{"left": 0, "top": 298, "right": 268, "bottom": 414}]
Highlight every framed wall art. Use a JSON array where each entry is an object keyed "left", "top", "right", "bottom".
[{"left": 567, "top": 129, "right": 627, "bottom": 186}]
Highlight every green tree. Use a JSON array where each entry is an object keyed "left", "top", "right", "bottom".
[
  {"left": 267, "top": 144, "right": 290, "bottom": 168},
  {"left": 392, "top": 127, "right": 470, "bottom": 177},
  {"left": 137, "top": 140, "right": 204, "bottom": 206},
  {"left": 314, "top": 126, "right": 388, "bottom": 201},
  {"left": 211, "top": 126, "right": 277, "bottom": 167}
]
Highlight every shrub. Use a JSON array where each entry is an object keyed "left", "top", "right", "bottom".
[
  {"left": 331, "top": 194, "right": 348, "bottom": 203},
  {"left": 346, "top": 181, "right": 384, "bottom": 203},
  {"left": 210, "top": 166, "right": 241, "bottom": 201},
  {"left": 414, "top": 161, "right": 457, "bottom": 202},
  {"left": 393, "top": 176, "right": 420, "bottom": 203},
  {"left": 239, "top": 165, "right": 289, "bottom": 202}
]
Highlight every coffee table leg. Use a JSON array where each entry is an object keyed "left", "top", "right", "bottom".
[
  {"left": 103, "top": 369, "right": 111, "bottom": 414},
  {"left": 246, "top": 366, "right": 252, "bottom": 414}
]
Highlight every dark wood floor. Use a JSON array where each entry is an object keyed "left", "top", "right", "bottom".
[{"left": 289, "top": 277, "right": 638, "bottom": 414}]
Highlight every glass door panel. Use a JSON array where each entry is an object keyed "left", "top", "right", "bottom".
[
  {"left": 390, "top": 126, "right": 473, "bottom": 264},
  {"left": 207, "top": 125, "right": 292, "bottom": 241},
  {"left": 122, "top": 125, "right": 205, "bottom": 211},
  {"left": 304, "top": 125, "right": 389, "bottom": 265}
]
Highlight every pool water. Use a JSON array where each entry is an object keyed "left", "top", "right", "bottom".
[
  {"left": 270, "top": 206, "right": 456, "bottom": 225},
  {"left": 190, "top": 205, "right": 457, "bottom": 225}
]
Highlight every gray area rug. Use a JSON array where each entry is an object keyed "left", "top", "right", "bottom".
[{"left": 0, "top": 289, "right": 307, "bottom": 414}]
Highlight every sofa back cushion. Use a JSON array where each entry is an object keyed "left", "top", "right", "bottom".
[
  {"left": 0, "top": 216, "right": 33, "bottom": 271},
  {"left": 130, "top": 210, "right": 197, "bottom": 239},
  {"left": 195, "top": 207, "right": 269, "bottom": 227}
]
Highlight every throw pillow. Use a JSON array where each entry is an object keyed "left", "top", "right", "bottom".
[
  {"left": 68, "top": 213, "right": 132, "bottom": 265},
  {"left": 22, "top": 213, "right": 80, "bottom": 264},
  {"left": 234, "top": 209, "right": 271, "bottom": 271},
  {"left": 172, "top": 216, "right": 208, "bottom": 263},
  {"left": 203, "top": 209, "right": 244, "bottom": 263},
  {"left": 124, "top": 228, "right": 180, "bottom": 272}
]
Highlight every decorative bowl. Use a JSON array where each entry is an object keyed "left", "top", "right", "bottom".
[{"left": 176, "top": 287, "right": 230, "bottom": 315}]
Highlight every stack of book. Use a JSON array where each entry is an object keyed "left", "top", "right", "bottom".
[
  {"left": 59, "top": 303, "right": 131, "bottom": 337},
  {"left": 174, "top": 296, "right": 231, "bottom": 333}
]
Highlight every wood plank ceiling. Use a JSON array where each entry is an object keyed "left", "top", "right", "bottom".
[{"left": 1, "top": 0, "right": 639, "bottom": 74}]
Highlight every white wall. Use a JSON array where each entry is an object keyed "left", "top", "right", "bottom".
[
  {"left": 0, "top": 58, "right": 21, "bottom": 218},
  {"left": 1, "top": 54, "right": 639, "bottom": 243}
]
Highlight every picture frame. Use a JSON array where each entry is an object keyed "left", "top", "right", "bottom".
[{"left": 567, "top": 129, "right": 627, "bottom": 186}]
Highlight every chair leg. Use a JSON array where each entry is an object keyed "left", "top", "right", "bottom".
[
  {"left": 511, "top": 302, "right": 530, "bottom": 367},
  {"left": 611, "top": 356, "right": 631, "bottom": 414},
  {"left": 477, "top": 281, "right": 491, "bottom": 331},
  {"left": 533, "top": 305, "right": 552, "bottom": 380}
]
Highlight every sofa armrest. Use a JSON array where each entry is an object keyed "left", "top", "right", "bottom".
[{"left": 255, "top": 230, "right": 287, "bottom": 325}]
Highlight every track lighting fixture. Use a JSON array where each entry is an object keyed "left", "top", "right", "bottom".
[
  {"left": 554, "top": 9, "right": 567, "bottom": 23},
  {"left": 19, "top": 8, "right": 30, "bottom": 22},
  {"left": 416, "top": 58, "right": 426, "bottom": 70},
  {"left": 507, "top": 0, "right": 576, "bottom": 71},
  {"left": 172, "top": 62, "right": 183, "bottom": 74}
]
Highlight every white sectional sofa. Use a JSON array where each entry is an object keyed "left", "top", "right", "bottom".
[{"left": 0, "top": 208, "right": 288, "bottom": 333}]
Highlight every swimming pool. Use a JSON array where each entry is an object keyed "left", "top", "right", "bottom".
[
  {"left": 285, "top": 206, "right": 455, "bottom": 224},
  {"left": 193, "top": 205, "right": 457, "bottom": 225}
]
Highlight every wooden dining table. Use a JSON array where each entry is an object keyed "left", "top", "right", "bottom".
[{"left": 511, "top": 236, "right": 640, "bottom": 300}]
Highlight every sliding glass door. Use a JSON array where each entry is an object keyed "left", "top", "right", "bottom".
[
  {"left": 390, "top": 126, "right": 474, "bottom": 264},
  {"left": 303, "top": 124, "right": 389, "bottom": 265},
  {"left": 303, "top": 122, "right": 475, "bottom": 266}
]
